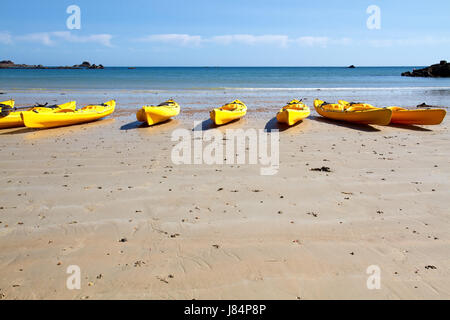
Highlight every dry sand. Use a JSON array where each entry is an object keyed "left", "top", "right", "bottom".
[{"left": 0, "top": 111, "right": 449, "bottom": 300}]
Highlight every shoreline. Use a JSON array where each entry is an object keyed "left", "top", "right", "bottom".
[{"left": 1, "top": 89, "right": 449, "bottom": 113}]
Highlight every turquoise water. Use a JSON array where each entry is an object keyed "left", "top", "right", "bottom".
[
  {"left": 1, "top": 67, "right": 450, "bottom": 110},
  {"left": 2, "top": 67, "right": 450, "bottom": 90}
]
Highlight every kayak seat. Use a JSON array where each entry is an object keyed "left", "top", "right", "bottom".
[
  {"left": 55, "top": 108, "right": 76, "bottom": 113},
  {"left": 221, "top": 105, "right": 238, "bottom": 111},
  {"left": 322, "top": 104, "right": 345, "bottom": 112},
  {"left": 387, "top": 106, "right": 407, "bottom": 112},
  {"left": 346, "top": 106, "right": 373, "bottom": 112}
]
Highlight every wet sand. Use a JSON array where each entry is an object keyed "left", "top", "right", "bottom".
[{"left": 0, "top": 112, "right": 449, "bottom": 300}]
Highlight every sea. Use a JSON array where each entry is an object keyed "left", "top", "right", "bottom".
[{"left": 1, "top": 67, "right": 449, "bottom": 113}]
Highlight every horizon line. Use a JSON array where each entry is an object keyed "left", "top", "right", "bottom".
[{"left": 39, "top": 65, "right": 423, "bottom": 68}]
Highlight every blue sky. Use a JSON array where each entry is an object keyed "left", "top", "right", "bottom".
[{"left": 0, "top": 0, "right": 449, "bottom": 66}]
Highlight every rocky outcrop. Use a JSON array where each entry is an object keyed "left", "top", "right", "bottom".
[
  {"left": 73, "top": 61, "right": 91, "bottom": 68},
  {"left": 402, "top": 60, "right": 450, "bottom": 78},
  {"left": 72, "top": 61, "right": 104, "bottom": 69},
  {"left": 0, "top": 60, "right": 105, "bottom": 69},
  {"left": 0, "top": 60, "right": 46, "bottom": 69},
  {"left": 0, "top": 60, "right": 14, "bottom": 66},
  {"left": 348, "top": 65, "right": 356, "bottom": 69},
  {"left": 89, "top": 64, "right": 104, "bottom": 69}
]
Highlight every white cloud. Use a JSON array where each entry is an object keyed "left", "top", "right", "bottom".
[
  {"left": 17, "top": 32, "right": 54, "bottom": 45},
  {"left": 210, "top": 34, "right": 290, "bottom": 47},
  {"left": 137, "top": 34, "right": 450, "bottom": 49},
  {"left": 51, "top": 32, "right": 113, "bottom": 47},
  {"left": 137, "top": 34, "right": 336, "bottom": 48},
  {"left": 368, "top": 37, "right": 450, "bottom": 48},
  {"left": 7, "top": 31, "right": 113, "bottom": 47},
  {"left": 332, "top": 38, "right": 353, "bottom": 46},
  {"left": 367, "top": 39, "right": 394, "bottom": 48},
  {"left": 293, "top": 37, "right": 352, "bottom": 48},
  {"left": 137, "top": 34, "right": 202, "bottom": 46},
  {"left": 0, "top": 31, "right": 12, "bottom": 44},
  {"left": 295, "top": 36, "right": 329, "bottom": 47}
]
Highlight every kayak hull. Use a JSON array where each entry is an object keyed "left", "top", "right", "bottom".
[
  {"left": 315, "top": 107, "right": 392, "bottom": 125},
  {"left": 389, "top": 108, "right": 446, "bottom": 125},
  {"left": 210, "top": 100, "right": 247, "bottom": 125},
  {"left": 277, "top": 109, "right": 310, "bottom": 126},
  {"left": 0, "top": 101, "right": 76, "bottom": 129},
  {"left": 339, "top": 100, "right": 446, "bottom": 125},
  {"left": 0, "top": 100, "right": 20, "bottom": 128},
  {"left": 210, "top": 109, "right": 246, "bottom": 125},
  {"left": 0, "top": 114, "right": 22, "bottom": 129},
  {"left": 22, "top": 101, "right": 114, "bottom": 129},
  {"left": 136, "top": 101, "right": 180, "bottom": 126},
  {"left": 0, "top": 100, "right": 14, "bottom": 107},
  {"left": 314, "top": 100, "right": 392, "bottom": 125}
]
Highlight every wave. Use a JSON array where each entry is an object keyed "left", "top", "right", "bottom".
[
  {"left": 122, "top": 86, "right": 450, "bottom": 93},
  {"left": 211, "top": 86, "right": 450, "bottom": 91},
  {"left": 128, "top": 86, "right": 450, "bottom": 92}
]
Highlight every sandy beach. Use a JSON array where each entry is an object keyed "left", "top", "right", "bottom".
[{"left": 1, "top": 110, "right": 449, "bottom": 300}]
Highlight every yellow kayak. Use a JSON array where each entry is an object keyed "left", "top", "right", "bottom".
[
  {"left": 314, "top": 99, "right": 392, "bottom": 125},
  {"left": 136, "top": 99, "right": 180, "bottom": 126},
  {"left": 0, "top": 100, "right": 76, "bottom": 129},
  {"left": 22, "top": 100, "right": 115, "bottom": 129},
  {"left": 210, "top": 99, "right": 247, "bottom": 125},
  {"left": 339, "top": 100, "right": 446, "bottom": 125},
  {"left": 0, "top": 100, "right": 16, "bottom": 129},
  {"left": 0, "top": 100, "right": 14, "bottom": 107},
  {"left": 388, "top": 107, "right": 446, "bottom": 125},
  {"left": 277, "top": 99, "right": 310, "bottom": 125}
]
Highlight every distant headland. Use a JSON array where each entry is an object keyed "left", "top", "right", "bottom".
[{"left": 0, "top": 60, "right": 104, "bottom": 70}]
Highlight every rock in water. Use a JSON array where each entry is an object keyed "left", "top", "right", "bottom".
[
  {"left": 88, "top": 64, "right": 104, "bottom": 69},
  {"left": 72, "top": 61, "right": 104, "bottom": 69},
  {"left": 73, "top": 61, "right": 91, "bottom": 68},
  {"left": 402, "top": 60, "right": 450, "bottom": 78}
]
